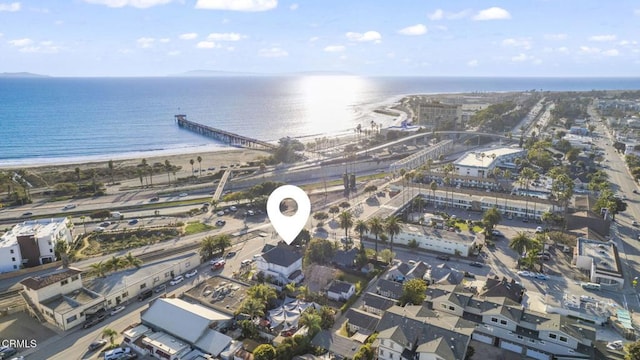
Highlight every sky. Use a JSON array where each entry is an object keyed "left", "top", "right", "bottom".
[{"left": 1, "top": 0, "right": 639, "bottom": 77}]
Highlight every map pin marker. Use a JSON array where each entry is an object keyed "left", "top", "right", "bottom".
[{"left": 267, "top": 185, "right": 311, "bottom": 245}]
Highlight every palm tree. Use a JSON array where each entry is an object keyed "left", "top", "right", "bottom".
[
  {"left": 102, "top": 328, "right": 118, "bottom": 347},
  {"left": 190, "top": 159, "right": 195, "bottom": 175},
  {"left": 80, "top": 215, "right": 87, "bottom": 234},
  {"left": 354, "top": 219, "right": 369, "bottom": 244},
  {"left": 89, "top": 261, "right": 108, "bottom": 277},
  {"left": 75, "top": 167, "right": 81, "bottom": 185},
  {"left": 517, "top": 167, "right": 538, "bottom": 220},
  {"left": 106, "top": 256, "right": 125, "bottom": 273},
  {"left": 239, "top": 297, "right": 266, "bottom": 319},
  {"left": 108, "top": 159, "right": 114, "bottom": 185},
  {"left": 148, "top": 165, "right": 153, "bottom": 187},
  {"left": 368, "top": 216, "right": 384, "bottom": 256},
  {"left": 430, "top": 180, "right": 438, "bottom": 208},
  {"left": 165, "top": 159, "right": 172, "bottom": 185},
  {"left": 338, "top": 211, "right": 354, "bottom": 240},
  {"left": 137, "top": 169, "right": 143, "bottom": 188},
  {"left": 54, "top": 241, "right": 71, "bottom": 268},
  {"left": 509, "top": 231, "right": 532, "bottom": 256},
  {"left": 124, "top": 252, "right": 143, "bottom": 269},
  {"left": 197, "top": 156, "right": 203, "bottom": 176},
  {"left": 385, "top": 216, "right": 401, "bottom": 253},
  {"left": 214, "top": 234, "right": 231, "bottom": 255},
  {"left": 199, "top": 236, "right": 217, "bottom": 259},
  {"left": 300, "top": 311, "right": 322, "bottom": 336}
]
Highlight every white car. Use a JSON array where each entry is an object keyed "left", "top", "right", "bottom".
[
  {"left": 517, "top": 271, "right": 532, "bottom": 277},
  {"left": 533, "top": 273, "right": 549, "bottom": 280},
  {"left": 62, "top": 203, "right": 77, "bottom": 210},
  {"left": 94, "top": 226, "right": 105, "bottom": 232},
  {"left": 110, "top": 305, "right": 126, "bottom": 316},
  {"left": 169, "top": 275, "right": 184, "bottom": 285},
  {"left": 179, "top": 192, "right": 188, "bottom": 197},
  {"left": 535, "top": 226, "right": 543, "bottom": 233},
  {"left": 607, "top": 340, "right": 623, "bottom": 350},
  {"left": 185, "top": 269, "right": 198, "bottom": 278}
]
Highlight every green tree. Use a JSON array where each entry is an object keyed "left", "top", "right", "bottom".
[
  {"left": 367, "top": 216, "right": 384, "bottom": 256},
  {"left": 354, "top": 219, "right": 369, "bottom": 243},
  {"left": 338, "top": 211, "right": 354, "bottom": 240},
  {"left": 199, "top": 236, "right": 217, "bottom": 260},
  {"left": 88, "top": 261, "right": 108, "bottom": 277},
  {"left": 108, "top": 159, "right": 114, "bottom": 185},
  {"left": 305, "top": 238, "right": 335, "bottom": 265},
  {"left": 482, "top": 207, "right": 502, "bottom": 234},
  {"left": 106, "top": 255, "right": 126, "bottom": 273},
  {"left": 239, "top": 297, "right": 266, "bottom": 318},
  {"left": 54, "top": 240, "right": 71, "bottom": 268},
  {"left": 509, "top": 231, "right": 532, "bottom": 256},
  {"left": 379, "top": 248, "right": 395, "bottom": 264},
  {"left": 328, "top": 205, "right": 340, "bottom": 219},
  {"left": 384, "top": 216, "right": 401, "bottom": 252},
  {"left": 75, "top": 167, "right": 81, "bottom": 185},
  {"left": 400, "top": 278, "right": 427, "bottom": 306},
  {"left": 190, "top": 158, "right": 195, "bottom": 175},
  {"left": 247, "top": 283, "right": 278, "bottom": 307},
  {"left": 299, "top": 310, "right": 322, "bottom": 337},
  {"left": 430, "top": 180, "right": 438, "bottom": 207},
  {"left": 312, "top": 211, "right": 329, "bottom": 226},
  {"left": 353, "top": 344, "right": 374, "bottom": 360},
  {"left": 625, "top": 340, "right": 640, "bottom": 360},
  {"left": 124, "top": 252, "right": 143, "bottom": 269},
  {"left": 254, "top": 344, "right": 277, "bottom": 360},
  {"left": 102, "top": 328, "right": 118, "bottom": 347},
  {"left": 214, "top": 234, "right": 231, "bottom": 255},
  {"left": 197, "top": 155, "right": 203, "bottom": 176},
  {"left": 517, "top": 167, "right": 539, "bottom": 220},
  {"left": 165, "top": 159, "right": 172, "bottom": 185}
]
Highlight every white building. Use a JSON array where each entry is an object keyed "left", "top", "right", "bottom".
[
  {"left": 326, "top": 280, "right": 356, "bottom": 302},
  {"left": 0, "top": 217, "right": 73, "bottom": 273},
  {"left": 562, "top": 134, "right": 592, "bottom": 150},
  {"left": 256, "top": 245, "right": 304, "bottom": 286},
  {"left": 395, "top": 224, "right": 478, "bottom": 257},
  {"left": 453, "top": 147, "right": 526, "bottom": 178},
  {"left": 574, "top": 238, "right": 624, "bottom": 289},
  {"left": 20, "top": 267, "right": 105, "bottom": 331}
]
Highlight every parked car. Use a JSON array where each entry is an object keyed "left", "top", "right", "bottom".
[
  {"left": 0, "top": 348, "right": 17, "bottom": 359},
  {"left": 241, "top": 259, "right": 253, "bottom": 267},
  {"left": 169, "top": 275, "right": 184, "bottom": 285},
  {"left": 226, "top": 251, "right": 236, "bottom": 258},
  {"left": 517, "top": 271, "right": 532, "bottom": 277},
  {"left": 154, "top": 284, "right": 166, "bottom": 293},
  {"left": 110, "top": 305, "right": 126, "bottom": 316},
  {"left": 534, "top": 273, "right": 549, "bottom": 280},
  {"left": 491, "top": 230, "right": 503, "bottom": 237},
  {"left": 94, "top": 227, "right": 105, "bottom": 232},
  {"left": 217, "top": 211, "right": 225, "bottom": 216},
  {"left": 209, "top": 257, "right": 223, "bottom": 265},
  {"left": 103, "top": 347, "right": 131, "bottom": 360},
  {"left": 469, "top": 262, "right": 483, "bottom": 268},
  {"left": 82, "top": 313, "right": 106, "bottom": 329},
  {"left": 229, "top": 206, "right": 238, "bottom": 212},
  {"left": 633, "top": 221, "right": 639, "bottom": 227},
  {"left": 215, "top": 219, "right": 226, "bottom": 226},
  {"left": 100, "top": 221, "right": 111, "bottom": 227},
  {"left": 247, "top": 210, "right": 255, "bottom": 216},
  {"left": 150, "top": 196, "right": 159, "bottom": 202},
  {"left": 436, "top": 255, "right": 450, "bottom": 261},
  {"left": 212, "top": 260, "right": 226, "bottom": 269},
  {"left": 88, "top": 339, "right": 108, "bottom": 351},
  {"left": 185, "top": 269, "right": 198, "bottom": 278},
  {"left": 21, "top": 212, "right": 33, "bottom": 217},
  {"left": 607, "top": 340, "right": 624, "bottom": 350},
  {"left": 128, "top": 219, "right": 139, "bottom": 225}
]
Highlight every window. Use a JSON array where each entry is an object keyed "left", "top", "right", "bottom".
[
  {"left": 13, "top": 265, "right": 17, "bottom": 269},
  {"left": 50, "top": 249, "right": 53, "bottom": 253},
  {"left": 61, "top": 279, "right": 68, "bottom": 285},
  {"left": 122, "top": 292, "right": 128, "bottom": 298},
  {"left": 449, "top": 306, "right": 455, "bottom": 311},
  {"left": 491, "top": 317, "right": 498, "bottom": 323},
  {"left": 140, "top": 283, "right": 147, "bottom": 289},
  {"left": 500, "top": 320, "right": 507, "bottom": 325},
  {"left": 10, "top": 249, "right": 14, "bottom": 254},
  {"left": 71, "top": 275, "right": 79, "bottom": 281},
  {"left": 154, "top": 276, "right": 160, "bottom": 282},
  {"left": 559, "top": 336, "right": 567, "bottom": 342},
  {"left": 165, "top": 272, "right": 171, "bottom": 278},
  {"left": 548, "top": 334, "right": 557, "bottom": 339},
  {"left": 441, "top": 304, "right": 447, "bottom": 309},
  {"left": 66, "top": 315, "right": 77, "bottom": 323},
  {"left": 108, "top": 300, "right": 112, "bottom": 305},
  {"left": 517, "top": 335, "right": 523, "bottom": 340},
  {"left": 11, "top": 257, "right": 15, "bottom": 262}
]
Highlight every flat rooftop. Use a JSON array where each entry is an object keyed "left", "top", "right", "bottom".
[
  {"left": 0, "top": 217, "right": 68, "bottom": 248},
  {"left": 183, "top": 275, "right": 250, "bottom": 316},
  {"left": 577, "top": 238, "right": 622, "bottom": 276},
  {"left": 41, "top": 287, "right": 102, "bottom": 314},
  {"left": 142, "top": 331, "right": 190, "bottom": 357},
  {"left": 401, "top": 224, "right": 477, "bottom": 244},
  {"left": 454, "top": 147, "right": 525, "bottom": 169}
]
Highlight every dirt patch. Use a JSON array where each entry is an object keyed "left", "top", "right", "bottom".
[
  {"left": 304, "top": 264, "right": 338, "bottom": 293},
  {"left": 0, "top": 312, "right": 56, "bottom": 350}
]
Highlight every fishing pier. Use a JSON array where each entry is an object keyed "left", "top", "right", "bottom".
[{"left": 175, "top": 114, "right": 277, "bottom": 150}]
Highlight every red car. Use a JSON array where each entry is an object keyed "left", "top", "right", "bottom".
[{"left": 212, "top": 260, "right": 226, "bottom": 270}]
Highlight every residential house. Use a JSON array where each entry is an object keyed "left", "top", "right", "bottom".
[
  {"left": 256, "top": 245, "right": 304, "bottom": 286},
  {"left": 345, "top": 308, "right": 381, "bottom": 336},
  {"left": 330, "top": 248, "right": 358, "bottom": 269},
  {"left": 480, "top": 277, "right": 526, "bottom": 304},
  {"left": 326, "top": 281, "right": 355, "bottom": 302},
  {"left": 375, "top": 279, "right": 403, "bottom": 300},
  {"left": 362, "top": 292, "right": 396, "bottom": 316},
  {"left": 424, "top": 263, "right": 465, "bottom": 286}
]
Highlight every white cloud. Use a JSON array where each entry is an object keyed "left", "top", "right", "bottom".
[
  {"left": 179, "top": 33, "right": 198, "bottom": 40},
  {"left": 345, "top": 31, "right": 381, "bottom": 43},
  {"left": 259, "top": 47, "right": 288, "bottom": 57},
  {"left": 428, "top": 9, "right": 443, "bottom": 20},
  {"left": 83, "top": 0, "right": 172, "bottom": 8},
  {"left": 579, "top": 46, "right": 600, "bottom": 54},
  {"left": 206, "top": 32, "right": 245, "bottom": 41},
  {"left": 309, "top": 36, "right": 319, "bottom": 42},
  {"left": 602, "top": 49, "right": 620, "bottom": 56},
  {"left": 196, "top": 41, "right": 217, "bottom": 49},
  {"left": 195, "top": 0, "right": 277, "bottom": 11},
  {"left": 473, "top": 7, "right": 511, "bottom": 21},
  {"left": 557, "top": 46, "right": 569, "bottom": 54},
  {"left": 387, "top": 52, "right": 395, "bottom": 59},
  {"left": 447, "top": 9, "right": 472, "bottom": 20},
  {"left": 0, "top": 33, "right": 3, "bottom": 37},
  {"left": 544, "top": 33, "right": 567, "bottom": 41},
  {"left": 467, "top": 59, "right": 478, "bottom": 67},
  {"left": 0, "top": 2, "right": 20, "bottom": 11},
  {"left": 502, "top": 38, "right": 531, "bottom": 50},
  {"left": 635, "top": 9, "right": 640, "bottom": 16},
  {"left": 168, "top": 50, "right": 180, "bottom": 56},
  {"left": 137, "top": 37, "right": 155, "bottom": 48},
  {"left": 289, "top": 3, "right": 297, "bottom": 10},
  {"left": 398, "top": 24, "right": 427, "bottom": 36},
  {"left": 159, "top": 38, "right": 170, "bottom": 43},
  {"left": 511, "top": 53, "right": 530, "bottom": 62},
  {"left": 324, "top": 45, "right": 345, "bottom": 52},
  {"left": 8, "top": 38, "right": 32, "bottom": 47},
  {"left": 589, "top": 34, "right": 616, "bottom": 42}
]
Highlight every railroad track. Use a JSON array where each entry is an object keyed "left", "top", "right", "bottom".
[{"left": 0, "top": 289, "right": 21, "bottom": 301}]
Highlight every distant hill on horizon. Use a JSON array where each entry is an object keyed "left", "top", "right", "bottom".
[
  {"left": 0, "top": 72, "right": 50, "bottom": 78},
  {"left": 170, "top": 69, "right": 355, "bottom": 77}
]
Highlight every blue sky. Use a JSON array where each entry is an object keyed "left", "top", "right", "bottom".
[{"left": 1, "top": 0, "right": 639, "bottom": 77}]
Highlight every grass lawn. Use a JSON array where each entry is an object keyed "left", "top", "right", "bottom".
[
  {"left": 80, "top": 228, "right": 179, "bottom": 256},
  {"left": 184, "top": 221, "right": 214, "bottom": 235}
]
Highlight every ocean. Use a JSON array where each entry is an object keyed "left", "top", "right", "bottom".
[{"left": 1, "top": 76, "right": 640, "bottom": 166}]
